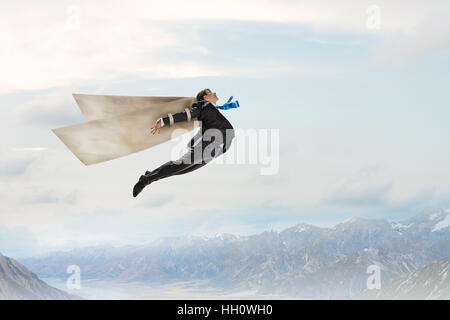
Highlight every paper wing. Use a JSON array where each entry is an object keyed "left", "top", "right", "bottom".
[{"left": 52, "top": 93, "right": 198, "bottom": 166}]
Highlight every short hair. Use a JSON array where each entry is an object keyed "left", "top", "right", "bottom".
[{"left": 196, "top": 88, "right": 210, "bottom": 101}]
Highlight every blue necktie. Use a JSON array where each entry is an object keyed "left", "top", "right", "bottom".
[{"left": 215, "top": 96, "right": 240, "bottom": 110}]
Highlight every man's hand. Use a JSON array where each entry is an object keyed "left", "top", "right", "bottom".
[{"left": 151, "top": 119, "right": 162, "bottom": 134}]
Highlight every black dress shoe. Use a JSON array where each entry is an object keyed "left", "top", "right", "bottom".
[
  {"left": 133, "top": 180, "right": 146, "bottom": 197},
  {"left": 133, "top": 175, "right": 153, "bottom": 197}
]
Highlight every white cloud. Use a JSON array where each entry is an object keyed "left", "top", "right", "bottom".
[
  {"left": 371, "top": 11, "right": 450, "bottom": 66},
  {"left": 0, "top": 1, "right": 214, "bottom": 93},
  {"left": 0, "top": 150, "right": 37, "bottom": 177},
  {"left": 0, "top": 225, "right": 39, "bottom": 259},
  {"left": 321, "top": 164, "right": 393, "bottom": 206},
  {"left": 20, "top": 187, "right": 78, "bottom": 205},
  {"left": 1, "top": 1, "right": 450, "bottom": 94},
  {"left": 12, "top": 89, "right": 84, "bottom": 126},
  {"left": 12, "top": 148, "right": 49, "bottom": 151}
]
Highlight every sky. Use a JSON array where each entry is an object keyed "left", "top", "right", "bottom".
[{"left": 1, "top": 0, "right": 450, "bottom": 258}]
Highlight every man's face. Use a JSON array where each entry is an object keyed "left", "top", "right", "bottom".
[{"left": 204, "top": 89, "right": 218, "bottom": 104}]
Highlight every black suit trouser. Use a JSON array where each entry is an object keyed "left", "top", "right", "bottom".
[{"left": 145, "top": 137, "right": 232, "bottom": 182}]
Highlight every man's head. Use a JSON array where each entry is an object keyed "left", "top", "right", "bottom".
[{"left": 196, "top": 88, "right": 218, "bottom": 104}]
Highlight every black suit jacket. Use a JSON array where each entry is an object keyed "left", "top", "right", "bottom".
[{"left": 161, "top": 100, "right": 235, "bottom": 150}]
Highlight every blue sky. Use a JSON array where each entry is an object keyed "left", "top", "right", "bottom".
[{"left": 1, "top": 0, "right": 450, "bottom": 258}]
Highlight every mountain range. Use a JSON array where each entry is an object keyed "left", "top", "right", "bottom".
[{"left": 19, "top": 206, "right": 450, "bottom": 299}]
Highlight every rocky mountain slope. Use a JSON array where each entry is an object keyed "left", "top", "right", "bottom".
[
  {"left": 0, "top": 252, "right": 79, "bottom": 300},
  {"left": 357, "top": 257, "right": 450, "bottom": 299}
]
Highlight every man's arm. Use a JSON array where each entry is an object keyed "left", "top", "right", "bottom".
[
  {"left": 160, "top": 102, "right": 202, "bottom": 126},
  {"left": 151, "top": 102, "right": 203, "bottom": 135}
]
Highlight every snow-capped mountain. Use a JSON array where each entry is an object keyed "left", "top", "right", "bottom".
[{"left": 18, "top": 206, "right": 450, "bottom": 299}]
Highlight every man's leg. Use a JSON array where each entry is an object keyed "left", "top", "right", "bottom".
[
  {"left": 174, "top": 129, "right": 234, "bottom": 176},
  {"left": 174, "top": 136, "right": 233, "bottom": 175},
  {"left": 133, "top": 144, "right": 203, "bottom": 197},
  {"left": 147, "top": 142, "right": 207, "bottom": 180},
  {"left": 173, "top": 162, "right": 206, "bottom": 175},
  {"left": 133, "top": 135, "right": 233, "bottom": 197}
]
